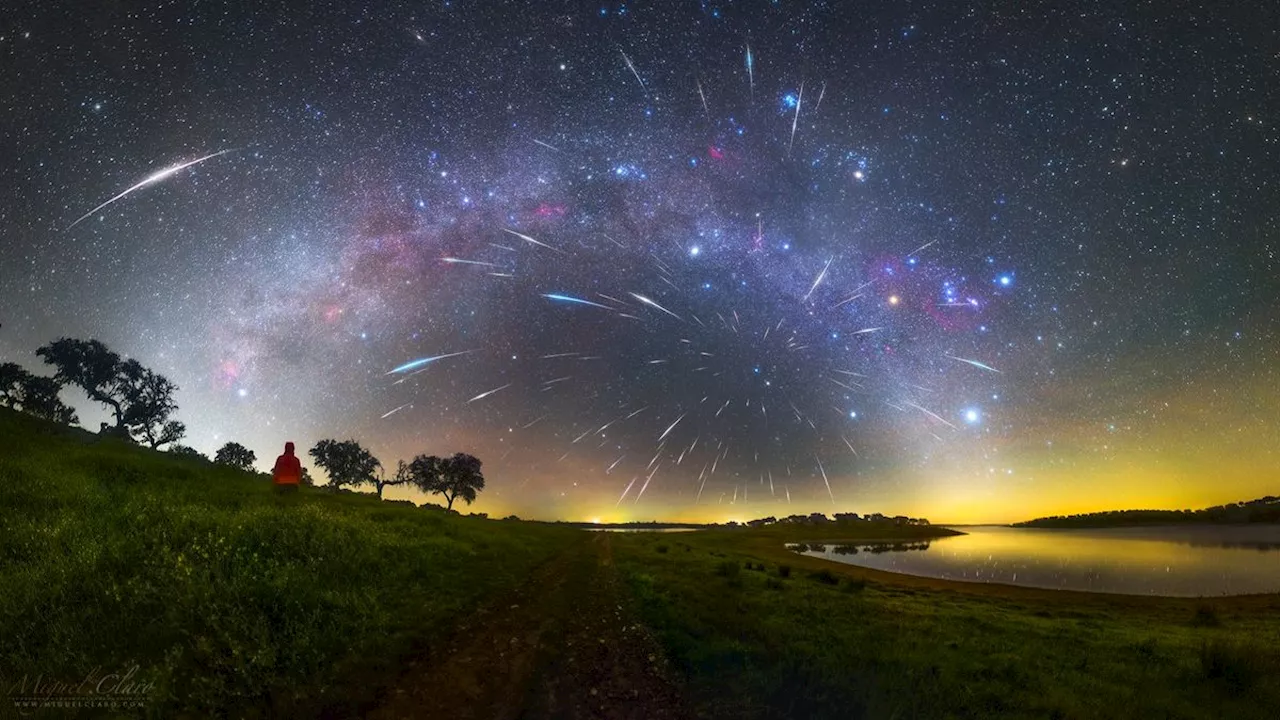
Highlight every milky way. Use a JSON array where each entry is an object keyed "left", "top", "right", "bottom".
[{"left": 2, "top": 2, "right": 1277, "bottom": 521}]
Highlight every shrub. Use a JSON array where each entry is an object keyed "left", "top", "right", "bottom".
[
  {"left": 715, "top": 560, "right": 741, "bottom": 578},
  {"left": 1191, "top": 604, "right": 1221, "bottom": 627},
  {"left": 842, "top": 578, "right": 867, "bottom": 593},
  {"left": 809, "top": 569, "right": 839, "bottom": 585},
  {"left": 655, "top": 544, "right": 669, "bottom": 554},
  {"left": 777, "top": 565, "right": 792, "bottom": 578},
  {"left": 1200, "top": 640, "right": 1264, "bottom": 692}
]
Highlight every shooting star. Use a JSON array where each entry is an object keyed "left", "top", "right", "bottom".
[
  {"left": 542, "top": 293, "right": 613, "bottom": 310},
  {"left": 503, "top": 227, "right": 559, "bottom": 252},
  {"left": 441, "top": 257, "right": 500, "bottom": 267},
  {"left": 745, "top": 44, "right": 754, "bottom": 95},
  {"left": 628, "top": 292, "right": 683, "bottom": 320},
  {"left": 788, "top": 81, "right": 804, "bottom": 155},
  {"left": 380, "top": 404, "right": 411, "bottom": 419},
  {"left": 658, "top": 413, "right": 686, "bottom": 442},
  {"left": 696, "top": 79, "right": 711, "bottom": 120},
  {"left": 533, "top": 139, "right": 559, "bottom": 152},
  {"left": 815, "top": 456, "right": 834, "bottom": 503},
  {"left": 803, "top": 255, "right": 834, "bottom": 302},
  {"left": 907, "top": 239, "right": 937, "bottom": 257},
  {"left": 386, "top": 350, "right": 473, "bottom": 375},
  {"left": 466, "top": 383, "right": 512, "bottom": 404},
  {"left": 619, "top": 50, "right": 646, "bottom": 91},
  {"left": 68, "top": 149, "right": 235, "bottom": 229},
  {"left": 945, "top": 354, "right": 1002, "bottom": 373},
  {"left": 616, "top": 476, "right": 638, "bottom": 506},
  {"left": 813, "top": 81, "right": 827, "bottom": 112}
]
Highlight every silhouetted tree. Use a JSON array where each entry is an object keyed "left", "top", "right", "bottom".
[
  {"left": 18, "top": 375, "right": 79, "bottom": 424},
  {"left": 36, "top": 338, "right": 183, "bottom": 445},
  {"left": 0, "top": 362, "right": 25, "bottom": 407},
  {"left": 36, "top": 338, "right": 129, "bottom": 430},
  {"left": 169, "top": 444, "right": 207, "bottom": 461},
  {"left": 412, "top": 452, "right": 485, "bottom": 510},
  {"left": 309, "top": 439, "right": 381, "bottom": 492},
  {"left": 0, "top": 363, "right": 78, "bottom": 424},
  {"left": 370, "top": 459, "right": 412, "bottom": 500},
  {"left": 214, "top": 442, "right": 256, "bottom": 471},
  {"left": 122, "top": 364, "right": 184, "bottom": 449},
  {"left": 300, "top": 466, "right": 315, "bottom": 487}
]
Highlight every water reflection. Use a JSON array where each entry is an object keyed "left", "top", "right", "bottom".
[{"left": 789, "top": 525, "right": 1280, "bottom": 597}]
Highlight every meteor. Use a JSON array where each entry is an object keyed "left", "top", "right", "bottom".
[
  {"left": 803, "top": 255, "right": 834, "bottom": 302},
  {"left": 815, "top": 456, "right": 834, "bottom": 503},
  {"left": 945, "top": 354, "right": 1002, "bottom": 373},
  {"left": 628, "top": 292, "right": 683, "bottom": 320},
  {"left": 619, "top": 50, "right": 646, "bottom": 91},
  {"left": 745, "top": 44, "right": 754, "bottom": 95},
  {"left": 503, "top": 228, "right": 559, "bottom": 252},
  {"left": 441, "top": 257, "right": 500, "bottom": 267},
  {"left": 386, "top": 350, "right": 472, "bottom": 375},
  {"left": 532, "top": 139, "right": 559, "bottom": 151},
  {"left": 380, "top": 404, "right": 411, "bottom": 419},
  {"left": 696, "top": 79, "right": 711, "bottom": 120},
  {"left": 68, "top": 149, "right": 235, "bottom": 229},
  {"left": 788, "top": 80, "right": 804, "bottom": 155},
  {"left": 542, "top": 293, "right": 613, "bottom": 310},
  {"left": 466, "top": 383, "right": 511, "bottom": 404},
  {"left": 658, "top": 413, "right": 686, "bottom": 442}
]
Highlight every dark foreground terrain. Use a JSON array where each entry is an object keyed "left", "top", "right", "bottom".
[{"left": 2, "top": 408, "right": 1278, "bottom": 718}]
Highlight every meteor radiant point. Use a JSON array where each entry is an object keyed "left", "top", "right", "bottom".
[{"left": 67, "top": 149, "right": 236, "bottom": 229}]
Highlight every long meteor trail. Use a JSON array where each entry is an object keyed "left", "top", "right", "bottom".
[
  {"left": 386, "top": 350, "right": 472, "bottom": 375},
  {"left": 68, "top": 149, "right": 235, "bottom": 229},
  {"left": 542, "top": 293, "right": 613, "bottom": 310},
  {"left": 944, "top": 354, "right": 1002, "bottom": 373}
]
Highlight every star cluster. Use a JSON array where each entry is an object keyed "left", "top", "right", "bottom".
[{"left": 1, "top": 2, "right": 1277, "bottom": 522}]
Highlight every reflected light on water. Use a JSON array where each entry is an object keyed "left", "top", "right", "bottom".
[{"left": 791, "top": 525, "right": 1280, "bottom": 597}]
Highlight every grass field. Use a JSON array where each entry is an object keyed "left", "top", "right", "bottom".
[
  {"left": 611, "top": 529, "right": 1280, "bottom": 719},
  {"left": 3, "top": 405, "right": 1278, "bottom": 718},
  {"left": 0, "top": 408, "right": 579, "bottom": 717}
]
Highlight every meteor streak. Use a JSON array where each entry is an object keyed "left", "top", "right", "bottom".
[
  {"left": 658, "top": 412, "right": 686, "bottom": 441},
  {"left": 944, "top": 354, "right": 1002, "bottom": 373},
  {"left": 441, "top": 257, "right": 500, "bottom": 267},
  {"left": 815, "top": 456, "right": 834, "bottom": 503},
  {"left": 380, "top": 404, "right": 411, "bottom": 419},
  {"left": 533, "top": 139, "right": 559, "bottom": 151},
  {"left": 619, "top": 50, "right": 646, "bottom": 91},
  {"left": 386, "top": 350, "right": 472, "bottom": 375},
  {"left": 68, "top": 149, "right": 235, "bottom": 229},
  {"left": 466, "top": 383, "right": 511, "bottom": 404},
  {"left": 628, "top": 292, "right": 683, "bottom": 320},
  {"left": 788, "top": 81, "right": 804, "bottom": 155},
  {"left": 542, "top": 293, "right": 613, "bottom": 310},
  {"left": 803, "top": 255, "right": 834, "bottom": 302},
  {"left": 503, "top": 228, "right": 559, "bottom": 252}
]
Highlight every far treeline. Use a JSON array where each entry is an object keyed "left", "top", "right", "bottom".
[
  {"left": 1016, "top": 496, "right": 1280, "bottom": 528},
  {"left": 1, "top": 337, "right": 486, "bottom": 510}
]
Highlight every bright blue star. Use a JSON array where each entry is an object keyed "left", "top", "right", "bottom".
[
  {"left": 689, "top": 246, "right": 701, "bottom": 257},
  {"left": 963, "top": 408, "right": 981, "bottom": 424}
]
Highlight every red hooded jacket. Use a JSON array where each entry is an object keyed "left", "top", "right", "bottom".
[{"left": 273, "top": 442, "right": 302, "bottom": 485}]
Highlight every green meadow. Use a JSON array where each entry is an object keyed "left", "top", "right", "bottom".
[
  {"left": 0, "top": 408, "right": 578, "bottom": 716},
  {"left": 2, "top": 406, "right": 1278, "bottom": 718}
]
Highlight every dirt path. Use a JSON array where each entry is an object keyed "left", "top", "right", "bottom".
[{"left": 372, "top": 533, "right": 688, "bottom": 720}]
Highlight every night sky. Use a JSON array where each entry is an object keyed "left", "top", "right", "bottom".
[{"left": 3, "top": 2, "right": 1277, "bottom": 523}]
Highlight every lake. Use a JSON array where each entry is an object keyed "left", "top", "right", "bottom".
[{"left": 789, "top": 525, "right": 1280, "bottom": 597}]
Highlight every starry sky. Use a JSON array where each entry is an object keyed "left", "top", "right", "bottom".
[{"left": 2, "top": 1, "right": 1278, "bottom": 523}]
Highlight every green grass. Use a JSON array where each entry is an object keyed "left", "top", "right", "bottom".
[
  {"left": 0, "top": 408, "right": 578, "bottom": 717},
  {"left": 614, "top": 530, "right": 1280, "bottom": 719}
]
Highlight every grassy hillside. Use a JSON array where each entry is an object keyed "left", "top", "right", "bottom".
[
  {"left": 0, "top": 408, "right": 578, "bottom": 717},
  {"left": 614, "top": 529, "right": 1280, "bottom": 719}
]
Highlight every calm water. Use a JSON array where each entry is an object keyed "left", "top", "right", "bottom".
[
  {"left": 790, "top": 525, "right": 1280, "bottom": 597},
  {"left": 584, "top": 527, "right": 700, "bottom": 533}
]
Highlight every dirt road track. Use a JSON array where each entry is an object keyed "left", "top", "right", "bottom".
[{"left": 371, "top": 533, "right": 688, "bottom": 720}]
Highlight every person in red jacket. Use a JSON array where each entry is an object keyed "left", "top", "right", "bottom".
[{"left": 272, "top": 441, "right": 302, "bottom": 493}]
